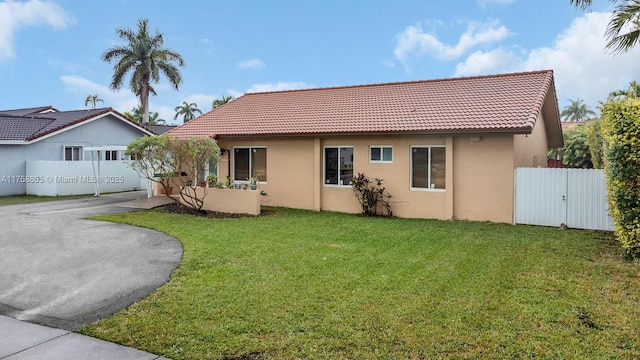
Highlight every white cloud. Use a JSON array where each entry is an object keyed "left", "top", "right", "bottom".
[
  {"left": 520, "top": 12, "right": 640, "bottom": 107},
  {"left": 451, "top": 11, "right": 640, "bottom": 108},
  {"left": 454, "top": 48, "right": 519, "bottom": 76},
  {"left": 60, "top": 74, "right": 137, "bottom": 113},
  {"left": 227, "top": 89, "right": 244, "bottom": 99},
  {"left": 246, "top": 81, "right": 313, "bottom": 93},
  {"left": 0, "top": 0, "right": 73, "bottom": 61},
  {"left": 237, "top": 58, "right": 266, "bottom": 70},
  {"left": 393, "top": 20, "right": 511, "bottom": 66},
  {"left": 60, "top": 75, "right": 223, "bottom": 125}
]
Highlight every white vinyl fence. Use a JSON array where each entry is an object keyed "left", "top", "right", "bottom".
[
  {"left": 514, "top": 168, "right": 614, "bottom": 231},
  {"left": 25, "top": 160, "right": 146, "bottom": 196}
]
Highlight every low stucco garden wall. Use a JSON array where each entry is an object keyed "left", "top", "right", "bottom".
[{"left": 156, "top": 184, "right": 261, "bottom": 215}]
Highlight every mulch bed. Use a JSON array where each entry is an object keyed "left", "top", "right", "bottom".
[{"left": 162, "top": 202, "right": 278, "bottom": 219}]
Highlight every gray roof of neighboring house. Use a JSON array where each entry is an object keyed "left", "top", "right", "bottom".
[
  {"left": 0, "top": 107, "right": 152, "bottom": 142},
  {"left": 0, "top": 116, "right": 53, "bottom": 141},
  {"left": 146, "top": 124, "right": 177, "bottom": 134},
  {"left": 0, "top": 106, "right": 58, "bottom": 116}
]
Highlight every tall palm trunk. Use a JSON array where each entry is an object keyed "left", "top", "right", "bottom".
[{"left": 141, "top": 80, "right": 150, "bottom": 124}]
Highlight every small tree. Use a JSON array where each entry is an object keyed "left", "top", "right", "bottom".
[
  {"left": 166, "top": 136, "right": 220, "bottom": 212},
  {"left": 562, "top": 125, "right": 593, "bottom": 168},
  {"left": 125, "top": 136, "right": 175, "bottom": 199},
  {"left": 350, "top": 173, "right": 392, "bottom": 217}
]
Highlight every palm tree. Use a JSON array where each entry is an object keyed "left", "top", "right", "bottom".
[
  {"left": 101, "top": 18, "right": 185, "bottom": 124},
  {"left": 609, "top": 80, "right": 640, "bottom": 99},
  {"left": 571, "top": 0, "right": 640, "bottom": 53},
  {"left": 174, "top": 101, "right": 202, "bottom": 123},
  {"left": 124, "top": 105, "right": 143, "bottom": 123},
  {"left": 560, "top": 98, "right": 596, "bottom": 122},
  {"left": 84, "top": 94, "right": 103, "bottom": 109},
  {"left": 212, "top": 95, "right": 234, "bottom": 109},
  {"left": 148, "top": 112, "right": 167, "bottom": 125}
]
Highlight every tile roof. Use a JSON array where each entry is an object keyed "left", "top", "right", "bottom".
[
  {"left": 0, "top": 106, "right": 57, "bottom": 116},
  {"left": 0, "top": 107, "right": 152, "bottom": 142},
  {"left": 168, "top": 70, "right": 560, "bottom": 139},
  {"left": 0, "top": 116, "right": 53, "bottom": 141}
]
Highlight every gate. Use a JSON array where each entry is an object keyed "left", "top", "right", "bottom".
[{"left": 514, "top": 168, "right": 614, "bottom": 231}]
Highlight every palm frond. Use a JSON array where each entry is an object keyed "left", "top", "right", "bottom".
[{"left": 605, "top": 0, "right": 640, "bottom": 54}]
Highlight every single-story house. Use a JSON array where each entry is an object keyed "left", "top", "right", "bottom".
[
  {"left": 168, "top": 70, "right": 563, "bottom": 223},
  {"left": 0, "top": 106, "right": 154, "bottom": 196}
]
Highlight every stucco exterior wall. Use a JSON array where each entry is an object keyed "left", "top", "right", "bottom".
[
  {"left": 452, "top": 134, "right": 515, "bottom": 223},
  {"left": 215, "top": 131, "right": 543, "bottom": 223},
  {"left": 218, "top": 134, "right": 452, "bottom": 220},
  {"left": 319, "top": 135, "right": 449, "bottom": 218},
  {"left": 216, "top": 138, "right": 317, "bottom": 210},
  {"left": 0, "top": 115, "right": 147, "bottom": 196},
  {"left": 513, "top": 113, "right": 549, "bottom": 168}
]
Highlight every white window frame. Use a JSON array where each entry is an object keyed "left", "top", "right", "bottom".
[
  {"left": 369, "top": 145, "right": 393, "bottom": 163},
  {"left": 323, "top": 146, "right": 354, "bottom": 187},
  {"left": 63, "top": 145, "right": 83, "bottom": 161},
  {"left": 410, "top": 145, "right": 446, "bottom": 192},
  {"left": 233, "top": 146, "right": 267, "bottom": 183}
]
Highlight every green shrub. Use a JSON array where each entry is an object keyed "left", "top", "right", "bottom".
[
  {"left": 562, "top": 124, "right": 593, "bottom": 168},
  {"left": 586, "top": 118, "right": 604, "bottom": 169},
  {"left": 601, "top": 99, "right": 640, "bottom": 257},
  {"left": 350, "top": 173, "right": 392, "bottom": 216}
]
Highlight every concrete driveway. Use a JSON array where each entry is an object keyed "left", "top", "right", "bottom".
[{"left": 0, "top": 191, "right": 182, "bottom": 331}]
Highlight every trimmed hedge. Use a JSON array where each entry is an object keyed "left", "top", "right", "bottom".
[{"left": 601, "top": 99, "right": 640, "bottom": 257}]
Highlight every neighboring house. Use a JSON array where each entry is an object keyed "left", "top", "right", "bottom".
[
  {"left": 0, "top": 106, "right": 154, "bottom": 196},
  {"left": 168, "top": 70, "right": 563, "bottom": 223}
]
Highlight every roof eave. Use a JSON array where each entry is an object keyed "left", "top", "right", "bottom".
[{"left": 209, "top": 127, "right": 534, "bottom": 139}]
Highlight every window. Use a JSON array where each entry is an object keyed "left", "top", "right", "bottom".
[
  {"left": 411, "top": 146, "right": 446, "bottom": 190},
  {"left": 64, "top": 146, "right": 82, "bottom": 161},
  {"left": 370, "top": 146, "right": 392, "bottom": 163},
  {"left": 234, "top": 147, "right": 267, "bottom": 181},
  {"left": 198, "top": 158, "right": 219, "bottom": 184},
  {"left": 105, "top": 150, "right": 118, "bottom": 161},
  {"left": 324, "top": 146, "right": 353, "bottom": 186}
]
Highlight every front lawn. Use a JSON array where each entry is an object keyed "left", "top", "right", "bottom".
[{"left": 82, "top": 208, "right": 640, "bottom": 359}]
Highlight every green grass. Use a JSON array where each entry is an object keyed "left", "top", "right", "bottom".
[
  {"left": 0, "top": 194, "right": 93, "bottom": 206},
  {"left": 81, "top": 208, "right": 640, "bottom": 359}
]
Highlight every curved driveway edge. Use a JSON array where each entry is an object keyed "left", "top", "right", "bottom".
[{"left": 0, "top": 191, "right": 182, "bottom": 331}]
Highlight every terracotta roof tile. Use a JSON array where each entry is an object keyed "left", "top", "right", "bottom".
[{"left": 168, "top": 70, "right": 558, "bottom": 139}]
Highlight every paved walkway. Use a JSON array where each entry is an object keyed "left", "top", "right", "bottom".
[
  {"left": 0, "top": 192, "right": 178, "bottom": 359},
  {"left": 0, "top": 315, "right": 169, "bottom": 359}
]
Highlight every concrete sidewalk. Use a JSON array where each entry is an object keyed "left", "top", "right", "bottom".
[{"left": 0, "top": 315, "right": 169, "bottom": 359}]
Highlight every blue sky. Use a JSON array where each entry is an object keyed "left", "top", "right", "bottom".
[{"left": 1, "top": 0, "right": 638, "bottom": 124}]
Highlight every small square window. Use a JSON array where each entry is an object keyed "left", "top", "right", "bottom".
[
  {"left": 64, "top": 146, "right": 82, "bottom": 161},
  {"left": 370, "top": 146, "right": 392, "bottom": 163}
]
